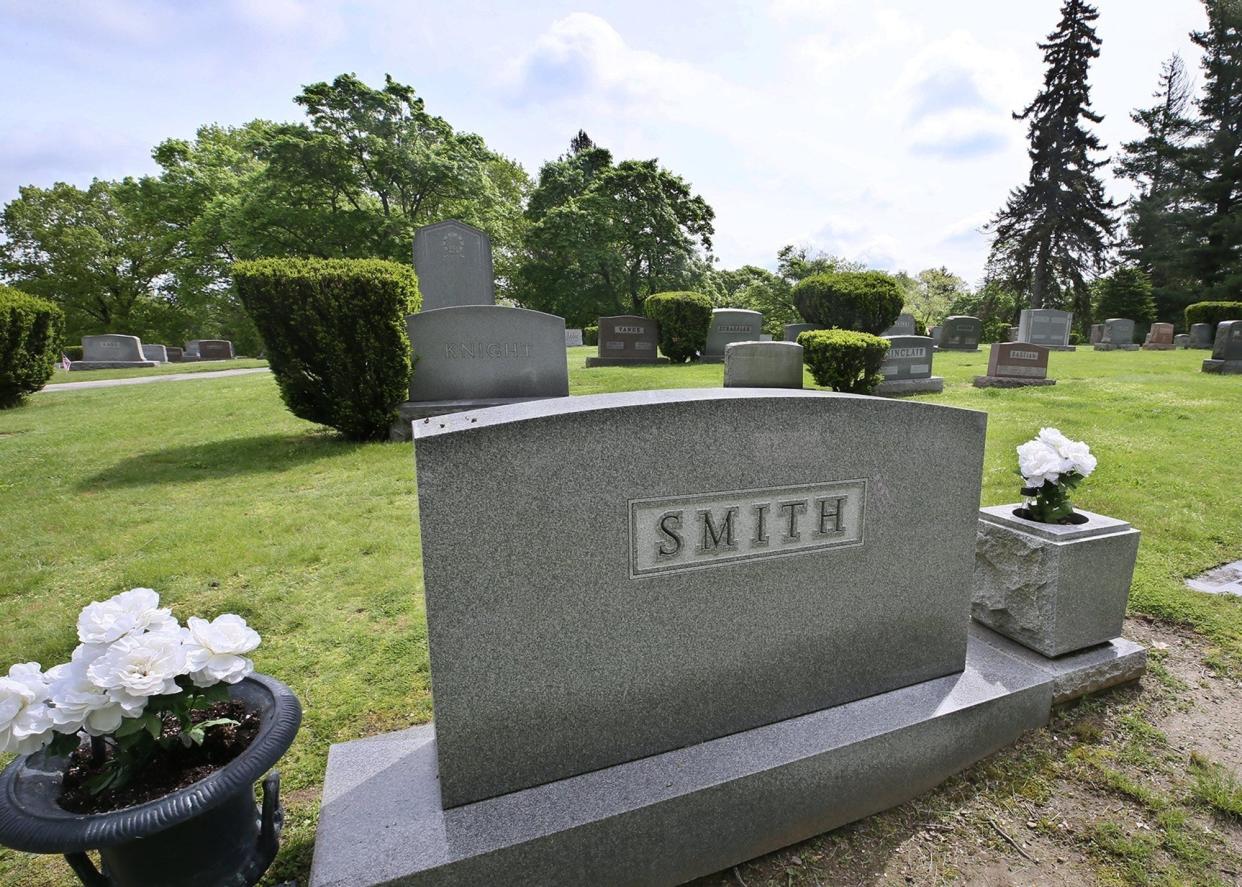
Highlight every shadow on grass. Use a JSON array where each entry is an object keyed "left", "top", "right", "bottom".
[{"left": 81, "top": 433, "right": 365, "bottom": 489}]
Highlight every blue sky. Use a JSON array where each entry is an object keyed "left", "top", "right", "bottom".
[{"left": 0, "top": 0, "right": 1206, "bottom": 283}]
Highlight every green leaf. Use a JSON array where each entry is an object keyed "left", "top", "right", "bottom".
[
  {"left": 145, "top": 713, "right": 163, "bottom": 740},
  {"left": 48, "top": 732, "right": 81, "bottom": 756},
  {"left": 115, "top": 716, "right": 146, "bottom": 738},
  {"left": 196, "top": 717, "right": 238, "bottom": 731}
]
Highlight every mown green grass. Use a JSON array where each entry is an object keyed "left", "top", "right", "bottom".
[
  {"left": 50, "top": 358, "right": 269, "bottom": 383},
  {"left": 1, "top": 343, "right": 1239, "bottom": 885}
]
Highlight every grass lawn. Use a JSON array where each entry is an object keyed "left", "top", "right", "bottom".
[
  {"left": 2, "top": 344, "right": 1240, "bottom": 885},
  {"left": 50, "top": 358, "right": 269, "bottom": 384}
]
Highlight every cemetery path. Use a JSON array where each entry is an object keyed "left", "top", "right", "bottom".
[{"left": 42, "top": 367, "right": 270, "bottom": 392}]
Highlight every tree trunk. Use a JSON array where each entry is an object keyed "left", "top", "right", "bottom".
[{"left": 1031, "top": 237, "right": 1051, "bottom": 310}]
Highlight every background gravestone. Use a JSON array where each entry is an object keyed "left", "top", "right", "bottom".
[
  {"left": 1203, "top": 320, "right": 1242, "bottom": 374},
  {"left": 1017, "top": 309, "right": 1075, "bottom": 350},
  {"left": 586, "top": 316, "right": 666, "bottom": 367},
  {"left": 1174, "top": 334, "right": 1191, "bottom": 348},
  {"left": 784, "top": 322, "right": 824, "bottom": 342},
  {"left": 404, "top": 306, "right": 569, "bottom": 405},
  {"left": 938, "top": 316, "right": 981, "bottom": 351},
  {"left": 929, "top": 325, "right": 942, "bottom": 344},
  {"left": 1095, "top": 318, "right": 1138, "bottom": 351},
  {"left": 876, "top": 335, "right": 942, "bottom": 395},
  {"left": 71, "top": 335, "right": 158, "bottom": 370},
  {"left": 973, "top": 342, "right": 1055, "bottom": 388},
  {"left": 565, "top": 328, "right": 583, "bottom": 347},
  {"left": 188, "top": 339, "right": 234, "bottom": 360},
  {"left": 164, "top": 346, "right": 184, "bottom": 362},
  {"left": 703, "top": 309, "right": 763, "bottom": 361},
  {"left": 722, "top": 341, "right": 802, "bottom": 388},
  {"left": 1142, "top": 322, "right": 1176, "bottom": 350},
  {"left": 1090, "top": 324, "right": 1104, "bottom": 344},
  {"left": 141, "top": 344, "right": 168, "bottom": 363},
  {"left": 880, "top": 313, "right": 917, "bottom": 337},
  {"left": 412, "top": 219, "right": 495, "bottom": 311},
  {"left": 1189, "top": 323, "right": 1214, "bottom": 349}
]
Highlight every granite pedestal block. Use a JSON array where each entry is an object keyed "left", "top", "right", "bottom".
[
  {"left": 722, "top": 341, "right": 802, "bottom": 388},
  {"left": 876, "top": 377, "right": 944, "bottom": 395},
  {"left": 702, "top": 309, "right": 763, "bottom": 361},
  {"left": 972, "top": 505, "right": 1140, "bottom": 657},
  {"left": 413, "top": 219, "right": 494, "bottom": 311},
  {"left": 413, "top": 390, "right": 986, "bottom": 808},
  {"left": 1094, "top": 343, "right": 1140, "bottom": 351},
  {"left": 309, "top": 625, "right": 1145, "bottom": 887}
]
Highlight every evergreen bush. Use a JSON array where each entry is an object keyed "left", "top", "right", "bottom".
[
  {"left": 233, "top": 258, "right": 420, "bottom": 441},
  {"left": 797, "top": 328, "right": 889, "bottom": 394},
  {"left": 0, "top": 285, "right": 63, "bottom": 408},
  {"left": 793, "top": 271, "right": 903, "bottom": 334},
  {"left": 1185, "top": 301, "right": 1242, "bottom": 332},
  {"left": 644, "top": 291, "right": 712, "bottom": 362}
]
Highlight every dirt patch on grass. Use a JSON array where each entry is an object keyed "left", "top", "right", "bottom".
[{"left": 692, "top": 617, "right": 1242, "bottom": 886}]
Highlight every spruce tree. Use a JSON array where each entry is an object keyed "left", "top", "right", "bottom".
[
  {"left": 1187, "top": 0, "right": 1242, "bottom": 300},
  {"left": 986, "top": 0, "right": 1117, "bottom": 318},
  {"left": 1116, "top": 56, "right": 1198, "bottom": 322}
]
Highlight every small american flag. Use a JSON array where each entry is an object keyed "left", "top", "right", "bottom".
[{"left": 61, "top": 354, "right": 72, "bottom": 371}]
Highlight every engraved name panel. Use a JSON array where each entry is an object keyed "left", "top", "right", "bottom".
[{"left": 629, "top": 479, "right": 866, "bottom": 577}]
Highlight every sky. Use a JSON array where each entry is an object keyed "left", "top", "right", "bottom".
[{"left": 0, "top": 0, "right": 1208, "bottom": 285}]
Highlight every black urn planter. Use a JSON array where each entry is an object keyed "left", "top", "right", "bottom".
[{"left": 0, "top": 674, "right": 301, "bottom": 887}]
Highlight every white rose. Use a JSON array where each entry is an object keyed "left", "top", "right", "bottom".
[
  {"left": 46, "top": 646, "right": 135, "bottom": 736},
  {"left": 1017, "top": 439, "right": 1069, "bottom": 487},
  {"left": 77, "top": 588, "right": 179, "bottom": 646},
  {"left": 182, "top": 615, "right": 260, "bottom": 688},
  {"left": 1036, "top": 427, "right": 1097, "bottom": 478},
  {"left": 0, "top": 663, "right": 54, "bottom": 756},
  {"left": 87, "top": 633, "right": 188, "bottom": 700}
]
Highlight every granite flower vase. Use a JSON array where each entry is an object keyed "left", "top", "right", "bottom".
[
  {"left": 0, "top": 674, "right": 301, "bottom": 887},
  {"left": 971, "top": 505, "right": 1141, "bottom": 657}
]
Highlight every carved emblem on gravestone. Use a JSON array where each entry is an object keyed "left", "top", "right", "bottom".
[{"left": 442, "top": 231, "right": 465, "bottom": 259}]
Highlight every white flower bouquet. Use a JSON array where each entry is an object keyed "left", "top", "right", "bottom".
[
  {"left": 0, "top": 589, "right": 260, "bottom": 799},
  {"left": 1015, "top": 428, "right": 1097, "bottom": 523}
]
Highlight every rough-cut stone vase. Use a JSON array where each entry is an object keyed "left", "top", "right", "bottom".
[{"left": 971, "top": 505, "right": 1140, "bottom": 657}]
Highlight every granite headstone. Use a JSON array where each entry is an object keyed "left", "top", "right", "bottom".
[
  {"left": 1203, "top": 320, "right": 1242, "bottom": 374},
  {"left": 1141, "top": 322, "right": 1175, "bottom": 350},
  {"left": 141, "top": 344, "right": 168, "bottom": 363},
  {"left": 722, "top": 341, "right": 802, "bottom": 388},
  {"left": 703, "top": 309, "right": 763, "bottom": 361},
  {"left": 186, "top": 339, "right": 234, "bottom": 360},
  {"left": 784, "top": 322, "right": 824, "bottom": 342},
  {"left": 1189, "top": 323, "right": 1214, "bottom": 349},
  {"left": 880, "top": 313, "right": 917, "bottom": 337},
  {"left": 1095, "top": 318, "right": 1138, "bottom": 351},
  {"left": 876, "top": 335, "right": 942, "bottom": 395},
  {"left": 938, "top": 316, "right": 981, "bottom": 351},
  {"left": 1174, "top": 334, "right": 1190, "bottom": 349},
  {"left": 412, "top": 219, "right": 495, "bottom": 311},
  {"left": 1090, "top": 324, "right": 1104, "bottom": 345},
  {"left": 71, "top": 335, "right": 158, "bottom": 370},
  {"left": 973, "top": 343, "right": 1055, "bottom": 388},
  {"left": 586, "top": 315, "right": 666, "bottom": 367},
  {"left": 1017, "top": 309, "right": 1074, "bottom": 350},
  {"left": 565, "top": 328, "right": 584, "bottom": 347}
]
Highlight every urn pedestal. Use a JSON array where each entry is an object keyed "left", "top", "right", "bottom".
[{"left": 971, "top": 505, "right": 1140, "bottom": 657}]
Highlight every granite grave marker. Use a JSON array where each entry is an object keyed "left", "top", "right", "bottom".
[
  {"left": 71, "top": 335, "right": 157, "bottom": 370},
  {"left": 703, "top": 309, "right": 763, "bottom": 361},
  {"left": 723, "top": 341, "right": 802, "bottom": 388},
  {"left": 1203, "top": 320, "right": 1242, "bottom": 374},
  {"left": 785, "top": 322, "right": 824, "bottom": 342},
  {"left": 880, "top": 313, "right": 917, "bottom": 337},
  {"left": 412, "top": 219, "right": 495, "bottom": 311},
  {"left": 1142, "top": 322, "right": 1175, "bottom": 351},
  {"left": 876, "top": 335, "right": 943, "bottom": 395},
  {"left": 973, "top": 342, "right": 1055, "bottom": 388},
  {"left": 1190, "top": 323, "right": 1214, "bottom": 349},
  {"left": 585, "top": 315, "right": 666, "bottom": 367},
  {"left": 938, "top": 316, "right": 981, "bottom": 351},
  {"left": 1095, "top": 318, "right": 1138, "bottom": 351},
  {"left": 1017, "top": 309, "right": 1075, "bottom": 350}
]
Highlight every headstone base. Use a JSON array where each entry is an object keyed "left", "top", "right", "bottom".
[
  {"left": 697, "top": 355, "right": 726, "bottom": 364},
  {"left": 875, "top": 377, "right": 944, "bottom": 396},
  {"left": 972, "top": 376, "right": 1057, "bottom": 389},
  {"left": 938, "top": 347, "right": 980, "bottom": 353},
  {"left": 389, "top": 398, "right": 567, "bottom": 441},
  {"left": 584, "top": 357, "right": 670, "bottom": 368},
  {"left": 1202, "top": 359, "right": 1242, "bottom": 375},
  {"left": 1141, "top": 343, "right": 1175, "bottom": 351},
  {"left": 1042, "top": 345, "right": 1077, "bottom": 352},
  {"left": 1093, "top": 344, "right": 1140, "bottom": 351},
  {"left": 68, "top": 361, "right": 159, "bottom": 371},
  {"left": 309, "top": 625, "right": 1144, "bottom": 887}
]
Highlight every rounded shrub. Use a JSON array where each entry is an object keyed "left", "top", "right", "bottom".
[
  {"left": 63, "top": 345, "right": 84, "bottom": 361},
  {"left": 792, "top": 271, "right": 903, "bottom": 334},
  {"left": 0, "top": 285, "right": 64, "bottom": 408},
  {"left": 644, "top": 291, "right": 712, "bottom": 363},
  {"left": 233, "top": 257, "right": 420, "bottom": 441},
  {"left": 583, "top": 325, "right": 599, "bottom": 347},
  {"left": 1185, "top": 300, "right": 1242, "bottom": 333},
  {"left": 797, "top": 328, "right": 890, "bottom": 394}
]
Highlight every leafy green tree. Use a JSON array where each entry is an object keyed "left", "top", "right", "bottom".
[
  {"left": 1185, "top": 0, "right": 1242, "bottom": 300},
  {"left": 0, "top": 180, "right": 177, "bottom": 342},
  {"left": 948, "top": 280, "right": 1021, "bottom": 342},
  {"left": 516, "top": 136, "right": 714, "bottom": 324},
  {"left": 706, "top": 265, "right": 793, "bottom": 336},
  {"left": 1116, "top": 55, "right": 1199, "bottom": 324},
  {"left": 986, "top": 0, "right": 1118, "bottom": 322},
  {"left": 902, "top": 267, "right": 969, "bottom": 329},
  {"left": 1094, "top": 267, "right": 1158, "bottom": 325}
]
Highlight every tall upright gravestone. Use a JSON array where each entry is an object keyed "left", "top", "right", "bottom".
[
  {"left": 1202, "top": 320, "right": 1242, "bottom": 374},
  {"left": 1142, "top": 322, "right": 1176, "bottom": 350},
  {"left": 875, "top": 335, "right": 942, "bottom": 395},
  {"left": 1189, "top": 323, "right": 1214, "bottom": 349},
  {"left": 938, "top": 316, "right": 981, "bottom": 352},
  {"left": 312, "top": 389, "right": 1144, "bottom": 887},
  {"left": 702, "top": 309, "right": 763, "bottom": 361},
  {"left": 395, "top": 220, "right": 568, "bottom": 439},
  {"left": 1095, "top": 318, "right": 1138, "bottom": 351}
]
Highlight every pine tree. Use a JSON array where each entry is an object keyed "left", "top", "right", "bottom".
[
  {"left": 986, "top": 0, "right": 1117, "bottom": 318},
  {"left": 1116, "top": 55, "right": 1198, "bottom": 323},
  {"left": 1186, "top": 0, "right": 1242, "bottom": 300}
]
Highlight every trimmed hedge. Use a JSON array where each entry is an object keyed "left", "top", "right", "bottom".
[
  {"left": 63, "top": 345, "right": 84, "bottom": 361},
  {"left": 793, "top": 271, "right": 903, "bottom": 334},
  {"left": 1185, "top": 301, "right": 1242, "bottom": 332},
  {"left": 797, "top": 328, "right": 890, "bottom": 394},
  {"left": 644, "top": 291, "right": 712, "bottom": 363},
  {"left": 0, "top": 285, "right": 63, "bottom": 408},
  {"left": 583, "top": 325, "right": 599, "bottom": 347},
  {"left": 233, "top": 258, "right": 420, "bottom": 441}
]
